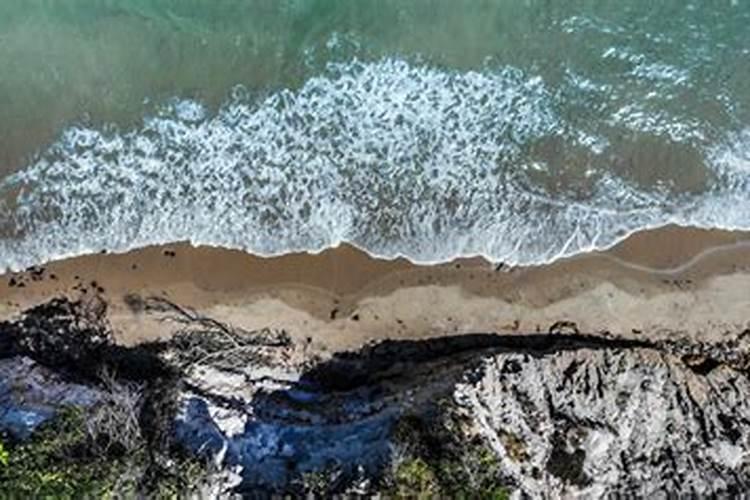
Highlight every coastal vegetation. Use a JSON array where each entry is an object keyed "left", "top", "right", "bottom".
[
  {"left": 386, "top": 413, "right": 510, "bottom": 499},
  {"left": 0, "top": 298, "right": 211, "bottom": 497},
  {"left": 2, "top": 295, "right": 750, "bottom": 496},
  {"left": 0, "top": 296, "right": 517, "bottom": 497},
  {"left": 0, "top": 387, "right": 209, "bottom": 497}
]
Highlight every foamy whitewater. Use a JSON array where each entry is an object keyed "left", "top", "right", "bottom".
[{"left": 1, "top": 55, "right": 749, "bottom": 270}]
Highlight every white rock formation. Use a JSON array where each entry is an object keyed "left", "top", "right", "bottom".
[
  {"left": 457, "top": 347, "right": 750, "bottom": 497},
  {"left": 0, "top": 356, "right": 103, "bottom": 439}
]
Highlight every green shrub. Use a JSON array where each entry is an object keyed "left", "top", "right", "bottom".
[
  {"left": 392, "top": 457, "right": 440, "bottom": 498},
  {"left": 387, "top": 409, "right": 512, "bottom": 499},
  {"left": 0, "top": 405, "right": 212, "bottom": 497},
  {"left": 0, "top": 406, "right": 139, "bottom": 497},
  {"left": 0, "top": 439, "right": 8, "bottom": 467}
]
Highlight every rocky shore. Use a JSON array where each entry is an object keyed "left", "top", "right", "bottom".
[{"left": 2, "top": 295, "right": 750, "bottom": 496}]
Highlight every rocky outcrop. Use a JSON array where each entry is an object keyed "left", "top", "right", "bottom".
[
  {"left": 457, "top": 346, "right": 750, "bottom": 497},
  {"left": 171, "top": 330, "right": 750, "bottom": 496},
  {"left": 2, "top": 297, "right": 750, "bottom": 497},
  {"left": 0, "top": 356, "right": 103, "bottom": 439}
]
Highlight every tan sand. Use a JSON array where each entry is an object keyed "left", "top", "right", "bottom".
[{"left": 1, "top": 225, "right": 750, "bottom": 351}]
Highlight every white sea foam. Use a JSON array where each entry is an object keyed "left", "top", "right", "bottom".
[
  {"left": 608, "top": 104, "right": 705, "bottom": 143},
  {"left": 0, "top": 59, "right": 748, "bottom": 270},
  {"left": 710, "top": 128, "right": 750, "bottom": 176}
]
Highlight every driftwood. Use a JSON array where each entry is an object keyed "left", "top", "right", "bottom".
[{"left": 141, "top": 296, "right": 292, "bottom": 370}]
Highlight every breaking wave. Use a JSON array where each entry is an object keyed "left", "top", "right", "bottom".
[{"left": 1, "top": 59, "right": 749, "bottom": 270}]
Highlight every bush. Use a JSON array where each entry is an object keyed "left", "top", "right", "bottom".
[
  {"left": 391, "top": 457, "right": 440, "bottom": 498},
  {"left": 0, "top": 403, "right": 211, "bottom": 497},
  {"left": 0, "top": 440, "right": 8, "bottom": 467},
  {"left": 386, "top": 408, "right": 512, "bottom": 499},
  {"left": 0, "top": 406, "right": 137, "bottom": 497},
  {"left": 85, "top": 368, "right": 145, "bottom": 457}
]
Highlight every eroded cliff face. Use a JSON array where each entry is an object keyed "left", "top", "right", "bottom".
[
  {"left": 0, "top": 356, "right": 104, "bottom": 440},
  {"left": 457, "top": 345, "right": 750, "bottom": 497},
  {"left": 173, "top": 334, "right": 750, "bottom": 497},
  {"left": 1, "top": 297, "right": 750, "bottom": 497}
]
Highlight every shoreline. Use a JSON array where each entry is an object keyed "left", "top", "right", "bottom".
[
  {"left": 2, "top": 224, "right": 750, "bottom": 350},
  {"left": 5, "top": 221, "right": 750, "bottom": 275}
]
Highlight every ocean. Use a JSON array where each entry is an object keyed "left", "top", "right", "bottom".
[{"left": 0, "top": 0, "right": 749, "bottom": 270}]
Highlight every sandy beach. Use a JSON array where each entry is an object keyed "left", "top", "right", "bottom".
[
  {"left": 4, "top": 3, "right": 750, "bottom": 496},
  {"left": 1, "top": 225, "right": 749, "bottom": 351}
]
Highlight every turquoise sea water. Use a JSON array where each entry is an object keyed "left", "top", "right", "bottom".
[{"left": 0, "top": 1, "right": 749, "bottom": 269}]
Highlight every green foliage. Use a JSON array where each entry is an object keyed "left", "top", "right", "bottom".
[
  {"left": 0, "top": 406, "right": 143, "bottom": 497},
  {"left": 387, "top": 409, "right": 512, "bottom": 499},
  {"left": 146, "top": 454, "right": 213, "bottom": 499},
  {"left": 392, "top": 457, "right": 440, "bottom": 498},
  {"left": 0, "top": 439, "right": 8, "bottom": 467},
  {"left": 0, "top": 405, "right": 211, "bottom": 498},
  {"left": 297, "top": 468, "right": 339, "bottom": 496}
]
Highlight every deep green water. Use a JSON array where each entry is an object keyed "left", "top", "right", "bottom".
[{"left": 0, "top": 1, "right": 749, "bottom": 268}]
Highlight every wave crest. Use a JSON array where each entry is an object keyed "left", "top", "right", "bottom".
[{"left": 0, "top": 59, "right": 748, "bottom": 269}]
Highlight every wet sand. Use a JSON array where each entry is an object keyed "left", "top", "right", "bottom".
[{"left": 1, "top": 225, "right": 750, "bottom": 350}]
